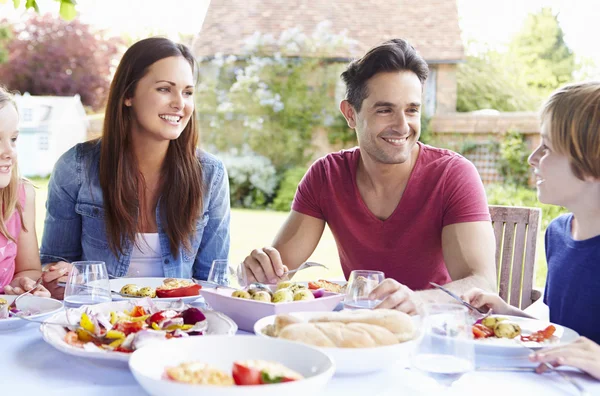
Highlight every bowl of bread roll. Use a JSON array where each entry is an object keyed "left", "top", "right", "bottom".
[{"left": 254, "top": 309, "right": 417, "bottom": 374}]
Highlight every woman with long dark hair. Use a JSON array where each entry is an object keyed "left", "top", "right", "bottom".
[{"left": 40, "top": 37, "right": 230, "bottom": 299}]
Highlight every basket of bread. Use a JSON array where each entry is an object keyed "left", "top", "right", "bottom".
[{"left": 254, "top": 309, "right": 417, "bottom": 374}]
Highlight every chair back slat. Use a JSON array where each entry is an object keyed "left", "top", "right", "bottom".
[{"left": 489, "top": 205, "right": 542, "bottom": 309}]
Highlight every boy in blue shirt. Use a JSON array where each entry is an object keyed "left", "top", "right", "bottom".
[{"left": 463, "top": 81, "right": 600, "bottom": 380}]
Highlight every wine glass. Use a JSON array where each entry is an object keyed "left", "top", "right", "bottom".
[
  {"left": 411, "top": 303, "right": 475, "bottom": 391},
  {"left": 63, "top": 261, "right": 112, "bottom": 308},
  {"left": 207, "top": 259, "right": 248, "bottom": 289},
  {"left": 343, "top": 270, "right": 385, "bottom": 310}
]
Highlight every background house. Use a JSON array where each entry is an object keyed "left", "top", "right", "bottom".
[
  {"left": 193, "top": 0, "right": 464, "bottom": 118},
  {"left": 15, "top": 93, "right": 89, "bottom": 177}
]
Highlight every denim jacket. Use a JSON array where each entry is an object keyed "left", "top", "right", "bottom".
[{"left": 40, "top": 140, "right": 230, "bottom": 281}]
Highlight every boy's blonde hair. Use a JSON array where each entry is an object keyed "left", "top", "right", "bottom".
[
  {"left": 541, "top": 81, "right": 600, "bottom": 180},
  {"left": 0, "top": 85, "right": 25, "bottom": 241}
]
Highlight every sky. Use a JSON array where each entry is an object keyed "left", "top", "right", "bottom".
[{"left": 1, "top": 0, "right": 599, "bottom": 76}]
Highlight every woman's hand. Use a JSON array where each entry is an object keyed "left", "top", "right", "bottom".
[
  {"left": 4, "top": 276, "right": 51, "bottom": 297},
  {"left": 41, "top": 262, "right": 72, "bottom": 300},
  {"left": 461, "top": 288, "right": 515, "bottom": 316},
  {"left": 530, "top": 337, "right": 600, "bottom": 380}
]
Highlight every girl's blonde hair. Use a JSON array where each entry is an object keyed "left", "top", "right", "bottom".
[
  {"left": 541, "top": 81, "right": 600, "bottom": 180},
  {"left": 0, "top": 86, "right": 25, "bottom": 241}
]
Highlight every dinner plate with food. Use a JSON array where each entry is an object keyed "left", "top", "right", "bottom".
[
  {"left": 200, "top": 280, "right": 345, "bottom": 332},
  {"left": 41, "top": 299, "right": 237, "bottom": 362},
  {"left": 468, "top": 315, "right": 579, "bottom": 355},
  {"left": 0, "top": 294, "right": 63, "bottom": 332},
  {"left": 129, "top": 335, "right": 335, "bottom": 396},
  {"left": 110, "top": 277, "right": 202, "bottom": 303},
  {"left": 254, "top": 309, "right": 417, "bottom": 374}
]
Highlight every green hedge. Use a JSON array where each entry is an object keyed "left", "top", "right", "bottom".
[{"left": 271, "top": 167, "right": 307, "bottom": 212}]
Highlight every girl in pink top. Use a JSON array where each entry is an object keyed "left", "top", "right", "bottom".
[{"left": 0, "top": 86, "right": 49, "bottom": 297}]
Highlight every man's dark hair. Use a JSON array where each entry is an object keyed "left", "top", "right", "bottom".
[{"left": 341, "top": 39, "right": 429, "bottom": 111}]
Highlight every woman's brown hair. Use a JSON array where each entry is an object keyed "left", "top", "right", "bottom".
[
  {"left": 100, "top": 37, "right": 202, "bottom": 257},
  {"left": 0, "top": 86, "right": 25, "bottom": 241},
  {"left": 541, "top": 81, "right": 600, "bottom": 180}
]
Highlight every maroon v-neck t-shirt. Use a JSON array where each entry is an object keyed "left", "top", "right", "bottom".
[{"left": 292, "top": 142, "right": 491, "bottom": 291}]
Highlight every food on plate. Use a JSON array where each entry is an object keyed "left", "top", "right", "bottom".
[
  {"left": 472, "top": 316, "right": 557, "bottom": 344},
  {"left": 230, "top": 280, "right": 325, "bottom": 304},
  {"left": 272, "top": 289, "right": 294, "bottom": 303},
  {"left": 232, "top": 360, "right": 303, "bottom": 385},
  {"left": 292, "top": 289, "right": 314, "bottom": 301},
  {"left": 0, "top": 297, "right": 39, "bottom": 319},
  {"left": 493, "top": 320, "right": 522, "bottom": 339},
  {"left": 137, "top": 286, "right": 157, "bottom": 298},
  {"left": 62, "top": 300, "right": 208, "bottom": 354},
  {"left": 118, "top": 278, "right": 201, "bottom": 299},
  {"left": 264, "top": 309, "right": 415, "bottom": 348},
  {"left": 155, "top": 279, "right": 201, "bottom": 298},
  {"left": 165, "top": 360, "right": 303, "bottom": 386},
  {"left": 165, "top": 362, "right": 234, "bottom": 386},
  {"left": 252, "top": 291, "right": 272, "bottom": 302},
  {"left": 307, "top": 279, "right": 346, "bottom": 294},
  {"left": 231, "top": 290, "right": 251, "bottom": 299}
]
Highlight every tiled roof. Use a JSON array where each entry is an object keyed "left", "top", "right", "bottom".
[{"left": 193, "top": 0, "right": 464, "bottom": 63}]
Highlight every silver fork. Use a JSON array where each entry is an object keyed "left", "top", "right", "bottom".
[
  {"left": 9, "top": 278, "right": 44, "bottom": 310},
  {"left": 281, "top": 262, "right": 329, "bottom": 278}
]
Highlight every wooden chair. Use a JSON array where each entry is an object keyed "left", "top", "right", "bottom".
[{"left": 489, "top": 205, "right": 542, "bottom": 310}]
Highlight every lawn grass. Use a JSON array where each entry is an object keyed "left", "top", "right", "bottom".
[{"left": 29, "top": 177, "right": 546, "bottom": 287}]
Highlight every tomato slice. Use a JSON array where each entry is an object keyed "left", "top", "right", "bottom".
[
  {"left": 155, "top": 284, "right": 201, "bottom": 298},
  {"left": 130, "top": 306, "right": 147, "bottom": 317},
  {"left": 472, "top": 323, "right": 494, "bottom": 339},
  {"left": 232, "top": 362, "right": 262, "bottom": 385},
  {"left": 307, "top": 282, "right": 320, "bottom": 290}
]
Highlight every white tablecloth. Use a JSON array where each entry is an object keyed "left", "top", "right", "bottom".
[{"left": 1, "top": 321, "right": 599, "bottom": 396}]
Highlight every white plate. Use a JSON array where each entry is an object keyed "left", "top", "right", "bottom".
[
  {"left": 470, "top": 315, "right": 579, "bottom": 355},
  {"left": 0, "top": 295, "right": 63, "bottom": 332},
  {"left": 254, "top": 311, "right": 416, "bottom": 374},
  {"left": 129, "top": 335, "right": 335, "bottom": 396},
  {"left": 40, "top": 300, "right": 237, "bottom": 362},
  {"left": 110, "top": 277, "right": 201, "bottom": 303}
]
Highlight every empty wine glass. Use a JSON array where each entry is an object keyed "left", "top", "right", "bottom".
[
  {"left": 343, "top": 270, "right": 385, "bottom": 310},
  {"left": 63, "top": 261, "right": 112, "bottom": 308},
  {"left": 411, "top": 303, "right": 475, "bottom": 392},
  {"left": 207, "top": 259, "right": 247, "bottom": 289}
]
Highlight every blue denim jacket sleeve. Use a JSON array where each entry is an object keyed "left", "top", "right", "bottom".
[
  {"left": 40, "top": 145, "right": 82, "bottom": 264},
  {"left": 192, "top": 154, "right": 231, "bottom": 280}
]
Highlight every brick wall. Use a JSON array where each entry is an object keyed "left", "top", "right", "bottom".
[{"left": 435, "top": 64, "right": 458, "bottom": 114}]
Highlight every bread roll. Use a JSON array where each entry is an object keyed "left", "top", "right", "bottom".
[
  {"left": 308, "top": 309, "right": 414, "bottom": 342},
  {"left": 278, "top": 321, "right": 398, "bottom": 348}
]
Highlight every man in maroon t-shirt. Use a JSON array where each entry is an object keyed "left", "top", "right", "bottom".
[{"left": 242, "top": 38, "right": 496, "bottom": 314}]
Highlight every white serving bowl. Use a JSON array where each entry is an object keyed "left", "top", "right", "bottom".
[
  {"left": 0, "top": 294, "right": 63, "bottom": 332},
  {"left": 254, "top": 311, "right": 416, "bottom": 374},
  {"left": 200, "top": 287, "right": 344, "bottom": 332},
  {"left": 129, "top": 335, "right": 335, "bottom": 396}
]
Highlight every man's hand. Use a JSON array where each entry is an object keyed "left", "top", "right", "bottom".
[
  {"left": 369, "top": 279, "right": 419, "bottom": 315},
  {"left": 4, "top": 277, "right": 50, "bottom": 297},
  {"left": 41, "top": 261, "right": 72, "bottom": 300},
  {"left": 242, "top": 247, "right": 289, "bottom": 284}
]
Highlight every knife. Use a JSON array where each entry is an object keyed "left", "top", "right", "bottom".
[{"left": 429, "top": 282, "right": 488, "bottom": 314}]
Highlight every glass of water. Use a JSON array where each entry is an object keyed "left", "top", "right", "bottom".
[
  {"left": 411, "top": 303, "right": 475, "bottom": 391},
  {"left": 343, "top": 270, "right": 385, "bottom": 310},
  {"left": 64, "top": 261, "right": 112, "bottom": 308},
  {"left": 207, "top": 259, "right": 247, "bottom": 289}
]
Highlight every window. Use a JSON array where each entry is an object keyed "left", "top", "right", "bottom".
[
  {"left": 38, "top": 135, "right": 49, "bottom": 151},
  {"left": 22, "top": 108, "right": 33, "bottom": 122},
  {"left": 424, "top": 66, "right": 437, "bottom": 117}
]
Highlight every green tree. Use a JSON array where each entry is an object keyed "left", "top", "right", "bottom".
[
  {"left": 4, "top": 0, "right": 76, "bottom": 20},
  {"left": 457, "top": 49, "right": 542, "bottom": 112},
  {"left": 0, "top": 25, "right": 11, "bottom": 64},
  {"left": 509, "top": 7, "right": 575, "bottom": 95}
]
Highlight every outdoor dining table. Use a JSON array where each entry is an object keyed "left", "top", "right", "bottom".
[{"left": 2, "top": 302, "right": 599, "bottom": 395}]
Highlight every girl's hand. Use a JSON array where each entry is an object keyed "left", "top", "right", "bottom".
[
  {"left": 530, "top": 337, "right": 600, "bottom": 380},
  {"left": 41, "top": 262, "right": 72, "bottom": 300},
  {"left": 4, "top": 276, "right": 51, "bottom": 297},
  {"left": 461, "top": 288, "right": 514, "bottom": 315}
]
